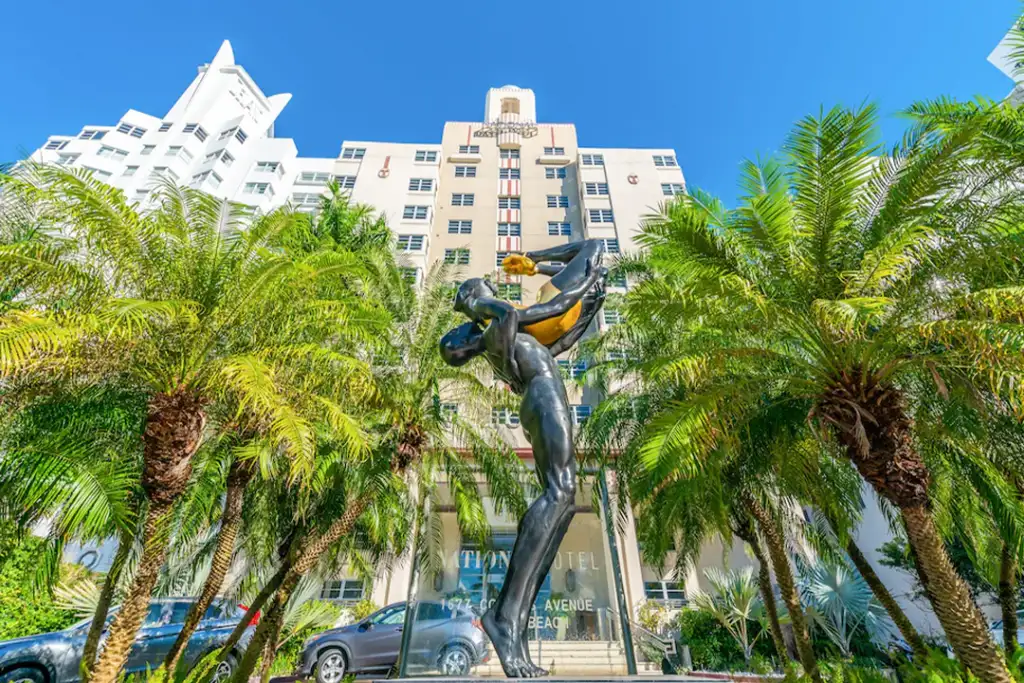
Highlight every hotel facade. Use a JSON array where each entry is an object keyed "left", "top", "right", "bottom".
[{"left": 32, "top": 36, "right": 1009, "bottom": 674}]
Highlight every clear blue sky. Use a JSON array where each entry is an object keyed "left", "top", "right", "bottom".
[{"left": 1, "top": 0, "right": 1019, "bottom": 204}]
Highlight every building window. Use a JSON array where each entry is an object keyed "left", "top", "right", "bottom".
[
  {"left": 497, "top": 283, "right": 522, "bottom": 302},
  {"left": 492, "top": 408, "right": 520, "bottom": 426},
  {"left": 498, "top": 197, "right": 521, "bottom": 210},
  {"left": 499, "top": 168, "right": 521, "bottom": 180},
  {"left": 44, "top": 139, "right": 69, "bottom": 150},
  {"left": 585, "top": 182, "right": 609, "bottom": 196},
  {"left": 558, "top": 359, "right": 588, "bottom": 380},
  {"left": 82, "top": 165, "right": 113, "bottom": 179},
  {"left": 545, "top": 167, "right": 567, "bottom": 179},
  {"left": 243, "top": 182, "right": 274, "bottom": 196},
  {"left": 182, "top": 123, "right": 207, "bottom": 142},
  {"left": 458, "top": 145, "right": 480, "bottom": 154},
  {"left": 192, "top": 170, "right": 210, "bottom": 183},
  {"left": 401, "top": 267, "right": 421, "bottom": 285},
  {"left": 97, "top": 145, "right": 129, "bottom": 160},
  {"left": 402, "top": 205, "right": 429, "bottom": 220},
  {"left": 397, "top": 234, "right": 426, "bottom": 251},
  {"left": 158, "top": 122, "right": 173, "bottom": 132},
  {"left": 116, "top": 122, "right": 147, "bottom": 138},
  {"left": 209, "top": 172, "right": 222, "bottom": 189},
  {"left": 235, "top": 129, "right": 248, "bottom": 144},
  {"left": 444, "top": 248, "right": 470, "bottom": 265},
  {"left": 581, "top": 153, "right": 604, "bottom": 166},
  {"left": 496, "top": 251, "right": 511, "bottom": 268},
  {"left": 320, "top": 579, "right": 365, "bottom": 602},
  {"left": 497, "top": 223, "right": 521, "bottom": 237},
  {"left": 608, "top": 272, "right": 627, "bottom": 288},
  {"left": 653, "top": 155, "right": 677, "bottom": 167},
  {"left": 150, "top": 166, "right": 179, "bottom": 181},
  {"left": 454, "top": 166, "right": 476, "bottom": 178},
  {"left": 409, "top": 178, "right": 434, "bottom": 192},
  {"left": 135, "top": 189, "right": 150, "bottom": 199},
  {"left": 219, "top": 127, "right": 238, "bottom": 140},
  {"left": 661, "top": 183, "right": 684, "bottom": 196},
  {"left": 122, "top": 166, "right": 139, "bottom": 177},
  {"left": 601, "top": 238, "right": 620, "bottom": 254},
  {"left": 451, "top": 193, "right": 474, "bottom": 206},
  {"left": 254, "top": 161, "right": 281, "bottom": 175},
  {"left": 440, "top": 402, "right": 458, "bottom": 419},
  {"left": 297, "top": 171, "right": 331, "bottom": 185},
  {"left": 603, "top": 308, "right": 623, "bottom": 326},
  {"left": 414, "top": 150, "right": 438, "bottom": 162},
  {"left": 165, "top": 146, "right": 193, "bottom": 163},
  {"left": 79, "top": 129, "right": 106, "bottom": 141},
  {"left": 589, "top": 209, "right": 614, "bottom": 223},
  {"left": 56, "top": 153, "right": 79, "bottom": 166},
  {"left": 500, "top": 149, "right": 520, "bottom": 159},
  {"left": 543, "top": 147, "right": 565, "bottom": 156},
  {"left": 448, "top": 220, "right": 472, "bottom": 235},
  {"left": 292, "top": 192, "right": 321, "bottom": 207},
  {"left": 547, "top": 222, "right": 572, "bottom": 236},
  {"left": 341, "top": 147, "right": 366, "bottom": 160},
  {"left": 607, "top": 349, "right": 630, "bottom": 362},
  {"left": 547, "top": 195, "right": 569, "bottom": 208},
  {"left": 221, "top": 152, "right": 235, "bottom": 167},
  {"left": 644, "top": 581, "right": 686, "bottom": 607},
  {"left": 334, "top": 175, "right": 356, "bottom": 189},
  {"left": 571, "top": 405, "right": 592, "bottom": 424}
]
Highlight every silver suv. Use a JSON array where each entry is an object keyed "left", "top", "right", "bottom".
[
  {"left": 0, "top": 598, "right": 253, "bottom": 683},
  {"left": 297, "top": 601, "right": 489, "bottom": 681}
]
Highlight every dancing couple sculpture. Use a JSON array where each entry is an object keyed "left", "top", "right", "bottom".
[{"left": 440, "top": 239, "right": 607, "bottom": 678}]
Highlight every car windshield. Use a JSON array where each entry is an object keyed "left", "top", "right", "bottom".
[{"left": 368, "top": 605, "right": 406, "bottom": 625}]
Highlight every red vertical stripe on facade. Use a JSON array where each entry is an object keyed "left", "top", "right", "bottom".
[
  {"left": 383, "top": 155, "right": 391, "bottom": 169},
  {"left": 550, "top": 127, "right": 555, "bottom": 147}
]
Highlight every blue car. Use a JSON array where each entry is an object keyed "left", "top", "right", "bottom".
[{"left": 0, "top": 598, "right": 254, "bottom": 683}]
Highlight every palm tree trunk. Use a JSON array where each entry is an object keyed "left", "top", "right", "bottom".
[
  {"left": 824, "top": 385, "right": 1012, "bottom": 683},
  {"left": 747, "top": 498, "right": 822, "bottom": 683},
  {"left": 88, "top": 501, "right": 175, "bottom": 683},
  {"left": 748, "top": 533, "right": 792, "bottom": 668},
  {"left": 901, "top": 506, "right": 1011, "bottom": 682},
  {"left": 165, "top": 459, "right": 254, "bottom": 674},
  {"left": 80, "top": 526, "right": 134, "bottom": 682},
  {"left": 231, "top": 571, "right": 300, "bottom": 683},
  {"left": 218, "top": 559, "right": 291, "bottom": 662},
  {"left": 845, "top": 536, "right": 927, "bottom": 658},
  {"left": 258, "top": 612, "right": 287, "bottom": 683},
  {"left": 90, "top": 389, "right": 206, "bottom": 683},
  {"left": 999, "top": 541, "right": 1019, "bottom": 657},
  {"left": 230, "top": 494, "right": 371, "bottom": 683}
]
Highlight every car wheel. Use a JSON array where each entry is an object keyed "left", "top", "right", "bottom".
[
  {"left": 315, "top": 648, "right": 347, "bottom": 683},
  {"left": 0, "top": 667, "right": 46, "bottom": 683},
  {"left": 209, "top": 653, "right": 237, "bottom": 683},
  {"left": 438, "top": 643, "right": 473, "bottom": 676}
]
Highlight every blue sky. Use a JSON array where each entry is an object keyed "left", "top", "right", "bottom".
[{"left": 0, "top": 0, "right": 1019, "bottom": 204}]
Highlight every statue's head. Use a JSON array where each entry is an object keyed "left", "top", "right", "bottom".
[{"left": 454, "top": 277, "right": 497, "bottom": 322}]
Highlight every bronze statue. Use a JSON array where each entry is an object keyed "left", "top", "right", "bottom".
[{"left": 440, "top": 240, "right": 607, "bottom": 677}]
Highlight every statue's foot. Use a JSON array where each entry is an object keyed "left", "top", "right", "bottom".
[
  {"left": 482, "top": 610, "right": 530, "bottom": 678},
  {"left": 515, "top": 637, "right": 547, "bottom": 678}
]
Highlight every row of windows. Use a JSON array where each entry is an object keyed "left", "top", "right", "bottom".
[
  {"left": 403, "top": 239, "right": 614, "bottom": 264},
  {"left": 409, "top": 178, "right": 433, "bottom": 192},
  {"left": 431, "top": 220, "right": 576, "bottom": 239},
  {"left": 584, "top": 182, "right": 609, "bottom": 196},
  {"left": 415, "top": 150, "right": 438, "bottom": 162},
  {"left": 491, "top": 405, "right": 590, "bottom": 425},
  {"left": 116, "top": 122, "right": 147, "bottom": 138}
]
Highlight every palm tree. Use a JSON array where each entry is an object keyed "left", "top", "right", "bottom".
[
  {"left": 618, "top": 102, "right": 1024, "bottom": 682},
  {"left": 227, "top": 256, "right": 529, "bottom": 683},
  {"left": 0, "top": 167, "right": 380, "bottom": 683},
  {"left": 693, "top": 567, "right": 766, "bottom": 666}
]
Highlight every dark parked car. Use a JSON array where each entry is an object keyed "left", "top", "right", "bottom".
[
  {"left": 298, "top": 601, "right": 489, "bottom": 681},
  {"left": 0, "top": 598, "right": 254, "bottom": 683}
]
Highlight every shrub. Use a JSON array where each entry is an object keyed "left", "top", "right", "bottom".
[
  {"left": 674, "top": 609, "right": 746, "bottom": 671},
  {"left": 0, "top": 533, "right": 79, "bottom": 639}
]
